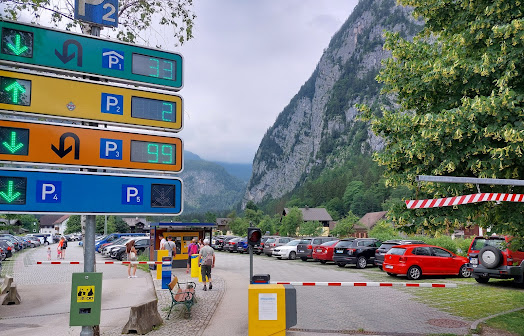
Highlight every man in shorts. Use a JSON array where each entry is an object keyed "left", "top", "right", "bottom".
[{"left": 198, "top": 239, "right": 215, "bottom": 291}]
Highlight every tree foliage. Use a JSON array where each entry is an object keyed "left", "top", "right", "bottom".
[
  {"left": 360, "top": 0, "right": 524, "bottom": 243},
  {"left": 280, "top": 207, "right": 302, "bottom": 237},
  {"left": 298, "top": 220, "right": 322, "bottom": 237},
  {"left": 330, "top": 211, "right": 358, "bottom": 238},
  {"left": 0, "top": 0, "right": 195, "bottom": 47},
  {"left": 65, "top": 215, "right": 81, "bottom": 234}
]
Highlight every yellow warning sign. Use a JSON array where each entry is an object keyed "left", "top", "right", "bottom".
[{"left": 77, "top": 286, "right": 95, "bottom": 302}]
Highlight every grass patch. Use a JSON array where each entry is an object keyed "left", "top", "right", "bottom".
[
  {"left": 137, "top": 253, "right": 150, "bottom": 273},
  {"left": 483, "top": 309, "right": 524, "bottom": 336},
  {"left": 359, "top": 268, "right": 524, "bottom": 320}
]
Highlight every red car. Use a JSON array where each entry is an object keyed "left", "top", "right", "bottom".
[
  {"left": 382, "top": 244, "right": 470, "bottom": 280},
  {"left": 312, "top": 240, "right": 339, "bottom": 264}
]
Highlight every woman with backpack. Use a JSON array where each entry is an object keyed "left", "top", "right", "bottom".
[{"left": 186, "top": 238, "right": 199, "bottom": 274}]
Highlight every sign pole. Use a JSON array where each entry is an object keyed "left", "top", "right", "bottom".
[{"left": 80, "top": 24, "right": 101, "bottom": 336}]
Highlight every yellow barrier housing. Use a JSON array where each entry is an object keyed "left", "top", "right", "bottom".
[{"left": 248, "top": 284, "right": 296, "bottom": 336}]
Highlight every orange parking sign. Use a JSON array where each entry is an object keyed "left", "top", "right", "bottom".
[{"left": 0, "top": 119, "right": 182, "bottom": 172}]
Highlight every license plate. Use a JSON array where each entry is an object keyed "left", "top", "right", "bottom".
[
  {"left": 316, "top": 249, "right": 322, "bottom": 252},
  {"left": 385, "top": 265, "right": 393, "bottom": 269},
  {"left": 470, "top": 258, "right": 478, "bottom": 265},
  {"left": 298, "top": 250, "right": 304, "bottom": 253},
  {"left": 335, "top": 250, "right": 343, "bottom": 254}
]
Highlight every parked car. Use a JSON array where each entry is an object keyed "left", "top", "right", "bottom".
[
  {"left": 0, "top": 235, "right": 22, "bottom": 251},
  {"left": 236, "top": 238, "right": 249, "bottom": 253},
  {"left": 383, "top": 244, "right": 470, "bottom": 280},
  {"left": 467, "top": 236, "right": 524, "bottom": 284},
  {"left": 254, "top": 236, "right": 275, "bottom": 255},
  {"left": 296, "top": 236, "right": 338, "bottom": 261},
  {"left": 0, "top": 240, "right": 14, "bottom": 258},
  {"left": 211, "top": 235, "right": 226, "bottom": 249},
  {"left": 112, "top": 237, "right": 150, "bottom": 260},
  {"left": 312, "top": 239, "right": 339, "bottom": 264},
  {"left": 333, "top": 238, "right": 381, "bottom": 268},
  {"left": 227, "top": 237, "right": 246, "bottom": 253},
  {"left": 95, "top": 232, "right": 148, "bottom": 252},
  {"left": 214, "top": 236, "right": 238, "bottom": 251},
  {"left": 101, "top": 237, "right": 131, "bottom": 257},
  {"left": 263, "top": 237, "right": 293, "bottom": 257},
  {"left": 272, "top": 239, "right": 301, "bottom": 260},
  {"left": 375, "top": 239, "right": 426, "bottom": 270}
]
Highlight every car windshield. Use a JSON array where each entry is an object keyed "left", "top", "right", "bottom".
[
  {"left": 335, "top": 240, "right": 354, "bottom": 248},
  {"left": 265, "top": 238, "right": 276, "bottom": 244},
  {"left": 299, "top": 239, "right": 312, "bottom": 244},
  {"left": 285, "top": 240, "right": 301, "bottom": 246},
  {"left": 379, "top": 243, "right": 398, "bottom": 250},
  {"left": 471, "top": 238, "right": 505, "bottom": 251},
  {"left": 388, "top": 247, "right": 406, "bottom": 255},
  {"left": 321, "top": 240, "right": 338, "bottom": 247}
]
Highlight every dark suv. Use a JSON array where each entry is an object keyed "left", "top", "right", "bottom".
[
  {"left": 375, "top": 239, "right": 426, "bottom": 270},
  {"left": 467, "top": 236, "right": 524, "bottom": 284},
  {"left": 333, "top": 238, "right": 381, "bottom": 268},
  {"left": 296, "top": 237, "right": 338, "bottom": 261}
]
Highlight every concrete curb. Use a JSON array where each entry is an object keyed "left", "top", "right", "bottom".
[{"left": 470, "top": 306, "right": 524, "bottom": 335}]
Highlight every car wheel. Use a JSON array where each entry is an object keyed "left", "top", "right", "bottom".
[
  {"left": 320, "top": 260, "right": 327, "bottom": 264},
  {"left": 300, "top": 257, "right": 307, "bottom": 262},
  {"left": 356, "top": 256, "right": 367, "bottom": 269},
  {"left": 289, "top": 251, "right": 296, "bottom": 260},
  {"left": 256, "top": 252, "right": 261, "bottom": 255},
  {"left": 378, "top": 266, "right": 383, "bottom": 271},
  {"left": 407, "top": 266, "right": 422, "bottom": 280},
  {"left": 459, "top": 264, "right": 471, "bottom": 278},
  {"left": 337, "top": 263, "right": 346, "bottom": 268},
  {"left": 475, "top": 276, "right": 489, "bottom": 284},
  {"left": 479, "top": 246, "right": 503, "bottom": 269},
  {"left": 387, "top": 272, "right": 397, "bottom": 277},
  {"left": 276, "top": 257, "right": 281, "bottom": 260}
]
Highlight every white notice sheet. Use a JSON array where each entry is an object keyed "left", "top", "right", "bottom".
[{"left": 258, "top": 293, "right": 277, "bottom": 320}]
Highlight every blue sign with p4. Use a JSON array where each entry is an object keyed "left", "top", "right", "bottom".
[
  {"left": 36, "top": 180, "right": 61, "bottom": 203},
  {"left": 74, "top": 0, "right": 119, "bottom": 27}
]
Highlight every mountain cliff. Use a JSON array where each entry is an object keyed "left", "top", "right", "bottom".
[{"left": 244, "top": 0, "right": 422, "bottom": 205}]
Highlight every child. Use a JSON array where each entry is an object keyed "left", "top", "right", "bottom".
[{"left": 47, "top": 247, "right": 51, "bottom": 260}]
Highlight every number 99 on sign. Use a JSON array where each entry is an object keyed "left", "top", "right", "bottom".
[{"left": 130, "top": 140, "right": 176, "bottom": 165}]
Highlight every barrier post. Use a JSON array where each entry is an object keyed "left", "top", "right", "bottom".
[
  {"left": 190, "top": 255, "right": 199, "bottom": 278},
  {"left": 156, "top": 250, "right": 168, "bottom": 280}
]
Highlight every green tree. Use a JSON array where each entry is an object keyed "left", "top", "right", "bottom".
[
  {"left": 229, "top": 217, "right": 249, "bottom": 236},
  {"left": 360, "top": 0, "right": 524, "bottom": 242},
  {"left": 331, "top": 211, "right": 358, "bottom": 238},
  {"left": 245, "top": 200, "right": 259, "bottom": 212},
  {"left": 204, "top": 212, "right": 217, "bottom": 224},
  {"left": 114, "top": 217, "right": 129, "bottom": 233},
  {"left": 280, "top": 207, "right": 302, "bottom": 237},
  {"left": 15, "top": 214, "right": 39, "bottom": 232},
  {"left": 368, "top": 220, "right": 400, "bottom": 242},
  {"left": 259, "top": 215, "right": 279, "bottom": 235},
  {"left": 1, "top": 0, "right": 195, "bottom": 47},
  {"left": 65, "top": 215, "right": 81, "bottom": 234},
  {"left": 244, "top": 208, "right": 264, "bottom": 226},
  {"left": 96, "top": 216, "right": 116, "bottom": 234},
  {"left": 298, "top": 220, "right": 322, "bottom": 237}
]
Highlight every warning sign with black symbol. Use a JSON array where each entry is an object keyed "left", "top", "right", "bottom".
[{"left": 77, "top": 285, "right": 95, "bottom": 302}]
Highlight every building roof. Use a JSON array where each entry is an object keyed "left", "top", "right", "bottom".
[
  {"left": 39, "top": 215, "right": 68, "bottom": 227},
  {"left": 216, "top": 218, "right": 231, "bottom": 226},
  {"left": 356, "top": 211, "right": 388, "bottom": 229},
  {"left": 283, "top": 207, "right": 333, "bottom": 222}
]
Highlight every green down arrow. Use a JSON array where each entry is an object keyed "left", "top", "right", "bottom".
[
  {"left": 0, "top": 180, "right": 21, "bottom": 203},
  {"left": 7, "top": 34, "right": 28, "bottom": 56},
  {"left": 2, "top": 131, "right": 24, "bottom": 153}
]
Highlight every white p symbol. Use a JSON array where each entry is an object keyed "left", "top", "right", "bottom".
[
  {"left": 77, "top": 0, "right": 105, "bottom": 16},
  {"left": 105, "top": 141, "right": 118, "bottom": 157},
  {"left": 42, "top": 184, "right": 55, "bottom": 201},
  {"left": 105, "top": 95, "right": 119, "bottom": 111},
  {"left": 126, "top": 187, "right": 139, "bottom": 203}
]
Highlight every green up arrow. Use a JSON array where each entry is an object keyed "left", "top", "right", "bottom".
[
  {"left": 2, "top": 131, "right": 24, "bottom": 153},
  {"left": 5, "top": 81, "right": 25, "bottom": 104},
  {"left": 6, "top": 34, "right": 28, "bottom": 56},
  {"left": 0, "top": 180, "right": 21, "bottom": 203}
]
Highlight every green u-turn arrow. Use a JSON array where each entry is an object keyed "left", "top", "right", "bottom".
[{"left": 0, "top": 180, "right": 21, "bottom": 203}]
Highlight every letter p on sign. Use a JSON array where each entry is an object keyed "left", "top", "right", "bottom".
[{"left": 75, "top": 0, "right": 118, "bottom": 27}]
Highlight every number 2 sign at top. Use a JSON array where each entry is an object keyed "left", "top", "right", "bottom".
[{"left": 75, "top": 0, "right": 119, "bottom": 28}]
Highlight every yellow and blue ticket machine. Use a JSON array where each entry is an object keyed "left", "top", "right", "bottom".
[
  {"left": 70, "top": 272, "right": 102, "bottom": 326},
  {"left": 248, "top": 284, "right": 297, "bottom": 336}
]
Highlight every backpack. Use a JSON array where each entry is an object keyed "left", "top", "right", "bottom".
[
  {"left": 189, "top": 243, "right": 199, "bottom": 255},
  {"left": 63, "top": 240, "right": 67, "bottom": 248}
]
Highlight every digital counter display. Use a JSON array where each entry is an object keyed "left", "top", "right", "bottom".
[
  {"left": 1, "top": 28, "right": 33, "bottom": 58},
  {"left": 131, "top": 96, "right": 176, "bottom": 123},
  {"left": 130, "top": 140, "right": 176, "bottom": 165},
  {"left": 132, "top": 53, "right": 176, "bottom": 81},
  {"left": 0, "top": 76, "right": 31, "bottom": 106}
]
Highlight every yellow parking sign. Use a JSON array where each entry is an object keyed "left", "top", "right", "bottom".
[{"left": 76, "top": 285, "right": 95, "bottom": 303}]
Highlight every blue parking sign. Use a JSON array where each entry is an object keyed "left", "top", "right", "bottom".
[
  {"left": 36, "top": 180, "right": 62, "bottom": 203},
  {"left": 122, "top": 184, "right": 143, "bottom": 205},
  {"left": 101, "top": 93, "right": 123, "bottom": 115},
  {"left": 74, "top": 0, "right": 119, "bottom": 28}
]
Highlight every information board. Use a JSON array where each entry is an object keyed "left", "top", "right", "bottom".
[{"left": 0, "top": 168, "right": 183, "bottom": 215}]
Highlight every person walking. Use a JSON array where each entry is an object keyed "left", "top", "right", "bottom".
[
  {"left": 164, "top": 236, "right": 177, "bottom": 271},
  {"left": 126, "top": 240, "right": 138, "bottom": 278},
  {"left": 159, "top": 234, "right": 166, "bottom": 250},
  {"left": 47, "top": 247, "right": 51, "bottom": 260},
  {"left": 61, "top": 237, "right": 67, "bottom": 259},
  {"left": 198, "top": 239, "right": 215, "bottom": 291},
  {"left": 186, "top": 238, "right": 199, "bottom": 274},
  {"left": 57, "top": 237, "right": 64, "bottom": 259}
]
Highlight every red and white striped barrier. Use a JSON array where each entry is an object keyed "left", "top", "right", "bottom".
[
  {"left": 405, "top": 192, "right": 524, "bottom": 209},
  {"left": 36, "top": 261, "right": 169, "bottom": 265},
  {"left": 271, "top": 281, "right": 456, "bottom": 288}
]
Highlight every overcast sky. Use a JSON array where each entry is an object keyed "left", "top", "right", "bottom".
[{"left": 176, "top": 0, "right": 359, "bottom": 163}]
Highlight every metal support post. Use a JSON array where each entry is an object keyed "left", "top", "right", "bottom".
[{"left": 249, "top": 245, "right": 253, "bottom": 284}]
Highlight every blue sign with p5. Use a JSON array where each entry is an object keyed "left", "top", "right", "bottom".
[{"left": 74, "top": 0, "right": 119, "bottom": 27}]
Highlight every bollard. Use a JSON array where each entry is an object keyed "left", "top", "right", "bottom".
[
  {"left": 190, "top": 255, "right": 199, "bottom": 278},
  {"left": 156, "top": 250, "right": 168, "bottom": 280},
  {"left": 161, "top": 257, "right": 172, "bottom": 289}
]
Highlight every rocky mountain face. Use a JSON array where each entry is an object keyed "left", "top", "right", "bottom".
[{"left": 244, "top": 0, "right": 422, "bottom": 205}]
